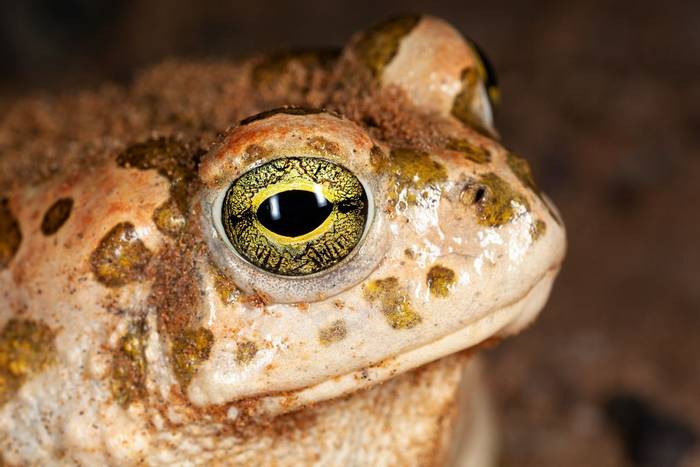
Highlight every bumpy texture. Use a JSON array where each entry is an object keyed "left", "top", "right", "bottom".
[{"left": 0, "top": 15, "right": 565, "bottom": 466}]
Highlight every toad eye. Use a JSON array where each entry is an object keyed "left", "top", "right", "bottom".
[
  {"left": 220, "top": 157, "right": 369, "bottom": 276},
  {"left": 469, "top": 38, "right": 499, "bottom": 106}
]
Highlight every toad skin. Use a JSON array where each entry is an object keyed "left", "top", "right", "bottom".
[{"left": 0, "top": 15, "right": 565, "bottom": 466}]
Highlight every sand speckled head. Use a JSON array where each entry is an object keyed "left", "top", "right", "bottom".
[
  {"left": 0, "top": 14, "right": 565, "bottom": 465},
  {"left": 182, "top": 17, "right": 565, "bottom": 414}
]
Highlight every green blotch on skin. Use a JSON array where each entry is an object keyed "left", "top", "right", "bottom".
[
  {"left": 41, "top": 197, "right": 73, "bottom": 236},
  {"left": 506, "top": 152, "right": 539, "bottom": 193},
  {"left": 111, "top": 321, "right": 148, "bottom": 407},
  {"left": 445, "top": 138, "right": 491, "bottom": 164},
  {"left": 152, "top": 198, "right": 186, "bottom": 237},
  {"left": 235, "top": 340, "right": 258, "bottom": 365},
  {"left": 383, "top": 148, "right": 447, "bottom": 205},
  {"left": 171, "top": 327, "right": 214, "bottom": 388},
  {"left": 451, "top": 67, "right": 493, "bottom": 137},
  {"left": 427, "top": 265, "right": 456, "bottom": 298},
  {"left": 531, "top": 219, "right": 547, "bottom": 241},
  {"left": 354, "top": 15, "right": 421, "bottom": 78},
  {"left": 363, "top": 277, "right": 421, "bottom": 330},
  {"left": 462, "top": 173, "right": 529, "bottom": 226},
  {"left": 318, "top": 319, "right": 347, "bottom": 346},
  {"left": 117, "top": 137, "right": 200, "bottom": 216},
  {"left": 0, "top": 198, "right": 21, "bottom": 270},
  {"left": 210, "top": 264, "right": 240, "bottom": 305},
  {"left": 0, "top": 319, "right": 55, "bottom": 405},
  {"left": 506, "top": 152, "right": 562, "bottom": 226},
  {"left": 91, "top": 222, "right": 153, "bottom": 287}
]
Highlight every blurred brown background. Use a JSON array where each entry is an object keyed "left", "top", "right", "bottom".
[{"left": 1, "top": 1, "right": 698, "bottom": 466}]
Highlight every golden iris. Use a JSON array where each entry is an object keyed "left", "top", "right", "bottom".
[{"left": 222, "top": 157, "right": 369, "bottom": 276}]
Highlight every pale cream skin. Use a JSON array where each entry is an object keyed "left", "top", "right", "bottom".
[{"left": 0, "top": 15, "right": 565, "bottom": 466}]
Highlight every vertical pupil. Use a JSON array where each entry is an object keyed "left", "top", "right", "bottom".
[{"left": 257, "top": 190, "right": 334, "bottom": 237}]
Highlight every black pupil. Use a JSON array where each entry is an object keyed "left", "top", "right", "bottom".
[{"left": 256, "top": 189, "right": 334, "bottom": 237}]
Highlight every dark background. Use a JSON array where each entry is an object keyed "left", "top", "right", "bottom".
[{"left": 2, "top": 1, "right": 699, "bottom": 466}]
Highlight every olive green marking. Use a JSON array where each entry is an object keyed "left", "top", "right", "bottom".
[
  {"left": 252, "top": 48, "right": 339, "bottom": 88},
  {"left": 318, "top": 319, "right": 347, "bottom": 346},
  {"left": 451, "top": 67, "right": 493, "bottom": 137},
  {"left": 152, "top": 198, "right": 186, "bottom": 237},
  {"left": 210, "top": 263, "right": 240, "bottom": 305},
  {"left": 171, "top": 327, "right": 214, "bottom": 388},
  {"left": 354, "top": 15, "right": 421, "bottom": 78},
  {"left": 239, "top": 106, "right": 328, "bottom": 126},
  {"left": 461, "top": 173, "right": 529, "bottom": 226},
  {"left": 117, "top": 137, "right": 200, "bottom": 216},
  {"left": 531, "top": 219, "right": 547, "bottom": 241},
  {"left": 427, "top": 265, "right": 456, "bottom": 298},
  {"left": 0, "top": 319, "right": 56, "bottom": 405},
  {"left": 235, "top": 340, "right": 258, "bottom": 365},
  {"left": 91, "top": 222, "right": 153, "bottom": 287},
  {"left": 506, "top": 152, "right": 562, "bottom": 225},
  {"left": 111, "top": 320, "right": 147, "bottom": 407},
  {"left": 506, "top": 152, "right": 539, "bottom": 193},
  {"left": 381, "top": 148, "right": 447, "bottom": 205},
  {"left": 445, "top": 138, "right": 491, "bottom": 164},
  {"left": 363, "top": 277, "right": 421, "bottom": 329},
  {"left": 0, "top": 198, "right": 21, "bottom": 270},
  {"left": 40, "top": 197, "right": 73, "bottom": 236}
]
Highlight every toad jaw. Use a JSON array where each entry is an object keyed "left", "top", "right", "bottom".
[{"left": 186, "top": 267, "right": 558, "bottom": 416}]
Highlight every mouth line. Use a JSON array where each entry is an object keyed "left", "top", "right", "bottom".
[{"left": 245, "top": 269, "right": 557, "bottom": 417}]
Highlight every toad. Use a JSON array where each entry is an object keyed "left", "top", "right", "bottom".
[{"left": 0, "top": 15, "right": 565, "bottom": 466}]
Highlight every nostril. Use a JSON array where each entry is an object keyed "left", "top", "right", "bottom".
[{"left": 474, "top": 187, "right": 486, "bottom": 203}]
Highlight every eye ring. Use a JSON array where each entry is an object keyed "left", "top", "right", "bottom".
[{"left": 212, "top": 157, "right": 374, "bottom": 277}]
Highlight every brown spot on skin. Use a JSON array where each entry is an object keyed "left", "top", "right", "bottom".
[
  {"left": 111, "top": 320, "right": 147, "bottom": 407},
  {"left": 318, "top": 319, "right": 347, "bottom": 346},
  {"left": 91, "top": 222, "right": 153, "bottom": 287},
  {"left": 363, "top": 277, "right": 421, "bottom": 329},
  {"left": 369, "top": 145, "right": 388, "bottom": 171},
  {"left": 307, "top": 136, "right": 341, "bottom": 156},
  {"left": 531, "top": 219, "right": 547, "bottom": 241},
  {"left": 40, "top": 197, "right": 73, "bottom": 236},
  {"left": 239, "top": 106, "right": 327, "bottom": 126},
  {"left": 451, "top": 67, "right": 493, "bottom": 137},
  {"left": 0, "top": 198, "right": 21, "bottom": 270},
  {"left": 151, "top": 236, "right": 205, "bottom": 338},
  {"left": 152, "top": 198, "right": 186, "bottom": 237},
  {"left": 235, "top": 340, "right": 258, "bottom": 365},
  {"left": 242, "top": 144, "right": 271, "bottom": 164},
  {"left": 427, "top": 265, "right": 456, "bottom": 298},
  {"left": 0, "top": 319, "right": 55, "bottom": 405},
  {"left": 171, "top": 327, "right": 214, "bottom": 388},
  {"left": 461, "top": 173, "right": 529, "bottom": 226},
  {"left": 445, "top": 138, "right": 491, "bottom": 164},
  {"left": 116, "top": 137, "right": 201, "bottom": 215},
  {"left": 354, "top": 16, "right": 421, "bottom": 78}
]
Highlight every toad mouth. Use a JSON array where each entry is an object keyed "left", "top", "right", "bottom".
[{"left": 217, "top": 268, "right": 559, "bottom": 417}]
